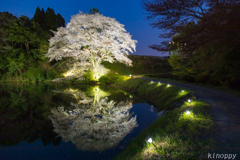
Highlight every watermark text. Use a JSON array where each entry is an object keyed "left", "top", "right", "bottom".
[{"left": 208, "top": 153, "right": 237, "bottom": 159}]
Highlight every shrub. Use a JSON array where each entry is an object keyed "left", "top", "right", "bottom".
[{"left": 99, "top": 73, "right": 123, "bottom": 84}]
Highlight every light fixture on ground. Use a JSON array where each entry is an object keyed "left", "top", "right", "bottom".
[
  {"left": 159, "top": 82, "right": 161, "bottom": 84},
  {"left": 167, "top": 84, "right": 170, "bottom": 87},
  {"left": 147, "top": 137, "right": 157, "bottom": 148},
  {"left": 129, "top": 74, "right": 132, "bottom": 77},
  {"left": 151, "top": 81, "right": 153, "bottom": 83},
  {"left": 188, "top": 99, "right": 191, "bottom": 103},
  {"left": 186, "top": 111, "right": 190, "bottom": 115},
  {"left": 182, "top": 90, "right": 184, "bottom": 92}
]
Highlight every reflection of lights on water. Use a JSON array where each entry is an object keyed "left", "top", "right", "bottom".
[
  {"left": 49, "top": 96, "right": 138, "bottom": 152},
  {"left": 150, "top": 105, "right": 154, "bottom": 112}
]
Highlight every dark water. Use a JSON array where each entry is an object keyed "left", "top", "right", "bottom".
[{"left": 0, "top": 83, "right": 159, "bottom": 160}]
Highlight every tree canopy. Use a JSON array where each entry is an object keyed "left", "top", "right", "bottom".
[
  {"left": 141, "top": 0, "right": 239, "bottom": 52},
  {"left": 0, "top": 7, "right": 65, "bottom": 82},
  {"left": 46, "top": 12, "right": 137, "bottom": 80},
  {"left": 33, "top": 7, "right": 65, "bottom": 35},
  {"left": 142, "top": 0, "right": 240, "bottom": 89},
  {"left": 89, "top": 7, "right": 99, "bottom": 14}
]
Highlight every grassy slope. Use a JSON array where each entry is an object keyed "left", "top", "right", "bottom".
[
  {"left": 115, "top": 78, "right": 193, "bottom": 110},
  {"left": 143, "top": 75, "right": 240, "bottom": 98},
  {"left": 113, "top": 77, "right": 214, "bottom": 159}
]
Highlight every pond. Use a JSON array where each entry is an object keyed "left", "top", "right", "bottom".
[{"left": 0, "top": 83, "right": 160, "bottom": 160}]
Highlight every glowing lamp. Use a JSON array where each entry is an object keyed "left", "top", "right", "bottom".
[
  {"left": 147, "top": 137, "right": 157, "bottom": 148},
  {"left": 182, "top": 90, "right": 184, "bottom": 92},
  {"left": 129, "top": 74, "right": 131, "bottom": 77},
  {"left": 188, "top": 99, "right": 191, "bottom": 103},
  {"left": 151, "top": 81, "right": 153, "bottom": 83},
  {"left": 167, "top": 84, "right": 170, "bottom": 87},
  {"left": 186, "top": 111, "right": 190, "bottom": 115},
  {"left": 159, "top": 82, "right": 161, "bottom": 84},
  {"left": 147, "top": 138, "right": 153, "bottom": 143}
]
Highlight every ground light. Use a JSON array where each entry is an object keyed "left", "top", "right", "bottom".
[
  {"left": 182, "top": 90, "right": 184, "bottom": 92},
  {"left": 167, "top": 84, "right": 170, "bottom": 87},
  {"left": 159, "top": 82, "right": 161, "bottom": 84},
  {"left": 188, "top": 99, "right": 191, "bottom": 103},
  {"left": 186, "top": 111, "right": 190, "bottom": 115},
  {"left": 147, "top": 137, "right": 157, "bottom": 148},
  {"left": 151, "top": 81, "right": 153, "bottom": 83},
  {"left": 129, "top": 74, "right": 132, "bottom": 77}
]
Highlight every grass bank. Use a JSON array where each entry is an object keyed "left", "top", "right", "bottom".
[
  {"left": 100, "top": 75, "right": 214, "bottom": 159},
  {"left": 114, "top": 77, "right": 194, "bottom": 110},
  {"left": 115, "top": 100, "right": 213, "bottom": 159},
  {"left": 143, "top": 75, "right": 240, "bottom": 98}
]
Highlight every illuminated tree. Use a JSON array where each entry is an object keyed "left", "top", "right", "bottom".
[
  {"left": 49, "top": 88, "right": 137, "bottom": 151},
  {"left": 46, "top": 12, "right": 137, "bottom": 80}
]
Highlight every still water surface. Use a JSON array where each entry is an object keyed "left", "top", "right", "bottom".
[{"left": 0, "top": 83, "right": 159, "bottom": 160}]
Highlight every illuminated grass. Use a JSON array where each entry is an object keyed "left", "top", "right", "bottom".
[
  {"left": 115, "top": 77, "right": 193, "bottom": 110},
  {"left": 112, "top": 77, "right": 213, "bottom": 159},
  {"left": 114, "top": 101, "right": 214, "bottom": 160}
]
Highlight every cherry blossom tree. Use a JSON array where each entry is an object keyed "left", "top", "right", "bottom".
[{"left": 46, "top": 12, "right": 137, "bottom": 80}]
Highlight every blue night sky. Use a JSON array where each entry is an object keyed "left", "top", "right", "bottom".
[{"left": 0, "top": 0, "right": 169, "bottom": 57}]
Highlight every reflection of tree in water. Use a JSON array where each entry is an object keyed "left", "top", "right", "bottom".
[
  {"left": 0, "top": 84, "right": 61, "bottom": 147},
  {"left": 49, "top": 87, "right": 137, "bottom": 151}
]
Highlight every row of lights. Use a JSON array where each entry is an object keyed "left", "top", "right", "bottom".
[
  {"left": 151, "top": 81, "right": 171, "bottom": 87},
  {"left": 146, "top": 88, "right": 193, "bottom": 148},
  {"left": 134, "top": 78, "right": 192, "bottom": 116}
]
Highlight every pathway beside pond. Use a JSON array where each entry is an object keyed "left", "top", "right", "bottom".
[{"left": 135, "top": 76, "right": 240, "bottom": 154}]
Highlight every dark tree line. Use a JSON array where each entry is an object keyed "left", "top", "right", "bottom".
[
  {"left": 33, "top": 7, "right": 65, "bottom": 35},
  {"left": 0, "top": 7, "right": 65, "bottom": 82},
  {"left": 142, "top": 0, "right": 240, "bottom": 89}
]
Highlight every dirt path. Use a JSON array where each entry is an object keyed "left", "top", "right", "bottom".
[{"left": 136, "top": 77, "right": 240, "bottom": 154}]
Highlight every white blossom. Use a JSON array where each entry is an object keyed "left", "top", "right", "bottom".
[{"left": 46, "top": 12, "right": 137, "bottom": 80}]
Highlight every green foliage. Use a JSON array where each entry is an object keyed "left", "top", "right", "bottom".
[
  {"left": 0, "top": 8, "right": 65, "bottom": 82},
  {"left": 115, "top": 77, "right": 145, "bottom": 91},
  {"left": 115, "top": 101, "right": 213, "bottom": 160},
  {"left": 99, "top": 73, "right": 124, "bottom": 84},
  {"left": 89, "top": 7, "right": 99, "bottom": 14},
  {"left": 102, "top": 55, "right": 172, "bottom": 75},
  {"left": 24, "top": 67, "right": 44, "bottom": 82},
  {"left": 168, "top": 53, "right": 196, "bottom": 81},
  {"left": 166, "top": 4, "right": 240, "bottom": 90},
  {"left": 84, "top": 70, "right": 95, "bottom": 83},
  {"left": 7, "top": 60, "right": 24, "bottom": 76},
  {"left": 46, "top": 69, "right": 58, "bottom": 79},
  {"left": 115, "top": 78, "right": 192, "bottom": 110}
]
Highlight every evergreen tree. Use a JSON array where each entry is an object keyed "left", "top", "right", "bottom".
[
  {"left": 89, "top": 7, "right": 99, "bottom": 14},
  {"left": 32, "top": 7, "right": 65, "bottom": 35},
  {"left": 33, "top": 7, "right": 45, "bottom": 29},
  {"left": 56, "top": 13, "right": 65, "bottom": 28}
]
